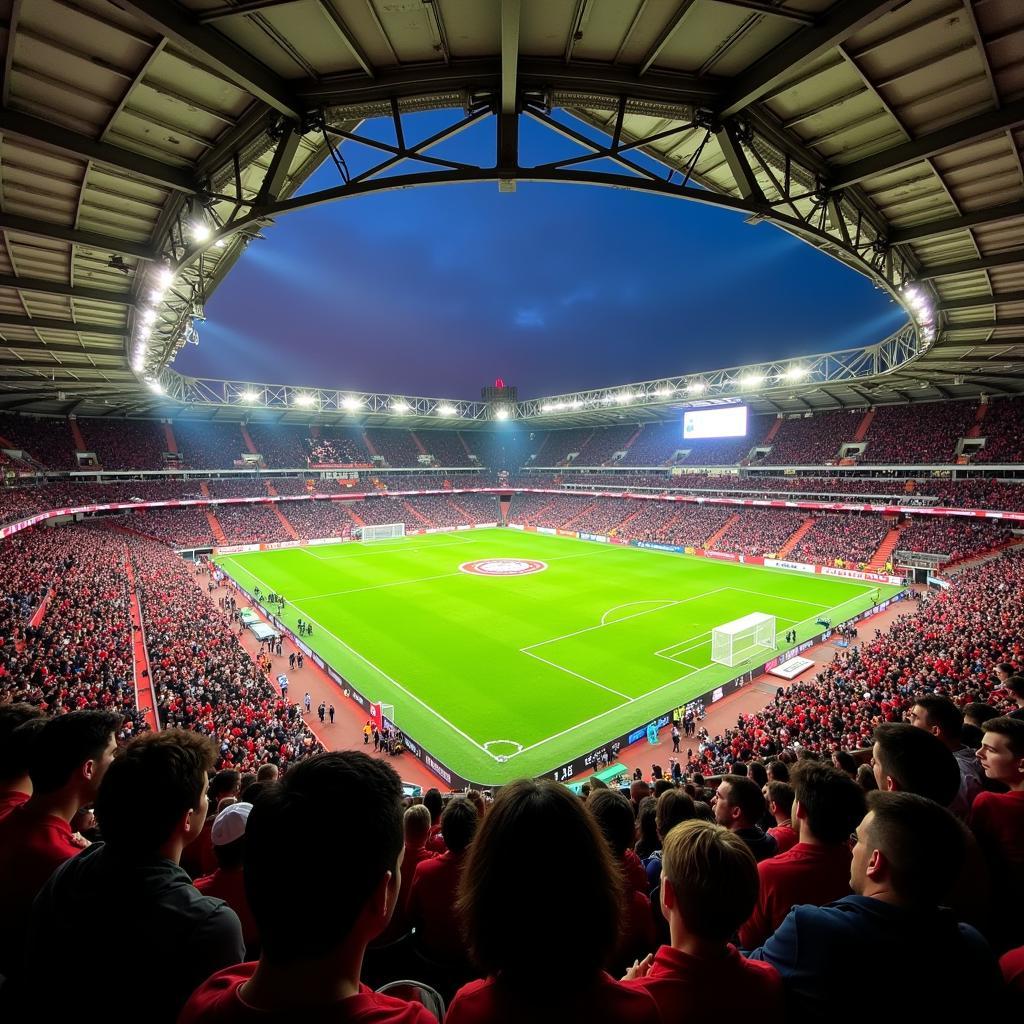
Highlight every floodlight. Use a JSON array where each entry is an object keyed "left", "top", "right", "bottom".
[
  {"left": 686, "top": 381, "right": 706, "bottom": 395},
  {"left": 293, "top": 392, "right": 316, "bottom": 406},
  {"left": 391, "top": 400, "right": 410, "bottom": 413},
  {"left": 438, "top": 404, "right": 457, "bottom": 417},
  {"left": 215, "top": 238, "right": 227, "bottom": 249},
  {"left": 654, "top": 386, "right": 673, "bottom": 397},
  {"left": 141, "top": 307, "right": 157, "bottom": 325},
  {"left": 615, "top": 392, "right": 634, "bottom": 404},
  {"left": 542, "top": 403, "right": 554, "bottom": 413},
  {"left": 740, "top": 373, "right": 764, "bottom": 389},
  {"left": 136, "top": 325, "right": 150, "bottom": 340},
  {"left": 342, "top": 396, "right": 363, "bottom": 410},
  {"left": 147, "top": 379, "right": 163, "bottom": 394},
  {"left": 191, "top": 222, "right": 212, "bottom": 243},
  {"left": 495, "top": 407, "right": 510, "bottom": 420},
  {"left": 157, "top": 266, "right": 174, "bottom": 289},
  {"left": 784, "top": 365, "right": 809, "bottom": 381},
  {"left": 240, "top": 390, "right": 260, "bottom": 403}
]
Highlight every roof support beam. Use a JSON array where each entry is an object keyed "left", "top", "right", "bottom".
[
  {"left": 0, "top": 313, "right": 125, "bottom": 335},
  {"left": 715, "top": 122, "right": 765, "bottom": 202},
  {"left": 0, "top": 212, "right": 158, "bottom": 261},
  {"left": 889, "top": 200, "right": 1024, "bottom": 245},
  {"left": 918, "top": 248, "right": 1024, "bottom": 279},
  {"left": 720, "top": 0, "right": 901, "bottom": 117},
  {"left": 639, "top": 0, "right": 699, "bottom": 76},
  {"left": 115, "top": 0, "right": 303, "bottom": 120},
  {"left": 1, "top": 339, "right": 124, "bottom": 356},
  {"left": 254, "top": 126, "right": 303, "bottom": 206},
  {"left": 316, "top": 0, "right": 374, "bottom": 78},
  {"left": 936, "top": 290, "right": 1024, "bottom": 312},
  {"left": 944, "top": 316, "right": 1024, "bottom": 332},
  {"left": 0, "top": 109, "right": 196, "bottom": 193},
  {"left": 831, "top": 97, "right": 1024, "bottom": 189},
  {"left": 198, "top": 0, "right": 305, "bottom": 23},
  {"left": 0, "top": 273, "right": 134, "bottom": 306},
  {"left": 501, "top": 0, "right": 521, "bottom": 115}
]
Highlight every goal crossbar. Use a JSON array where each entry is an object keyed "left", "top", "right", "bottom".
[
  {"left": 711, "top": 612, "right": 776, "bottom": 667},
  {"left": 361, "top": 523, "right": 405, "bottom": 542}
]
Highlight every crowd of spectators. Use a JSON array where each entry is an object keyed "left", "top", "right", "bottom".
[
  {"left": 898, "top": 518, "right": 1014, "bottom": 563},
  {"left": 305, "top": 427, "right": 372, "bottom": 465},
  {"left": 531, "top": 427, "right": 594, "bottom": 466},
  {"left": 417, "top": 431, "right": 475, "bottom": 467},
  {"left": 277, "top": 499, "right": 357, "bottom": 539},
  {"left": 974, "top": 398, "right": 1024, "bottom": 463},
  {"left": 129, "top": 506, "right": 217, "bottom": 549},
  {"left": 78, "top": 418, "right": 169, "bottom": 470},
  {"left": 791, "top": 514, "right": 891, "bottom": 567},
  {"left": 863, "top": 401, "right": 976, "bottom": 463},
  {"left": 213, "top": 504, "right": 292, "bottom": 545},
  {"left": 266, "top": 476, "right": 309, "bottom": 495},
  {"left": 448, "top": 493, "right": 501, "bottom": 522},
  {"left": 571, "top": 425, "right": 637, "bottom": 466},
  {"left": 205, "top": 478, "right": 270, "bottom": 499},
  {"left": 762, "top": 411, "right": 862, "bottom": 465},
  {"left": 365, "top": 428, "right": 423, "bottom": 467},
  {"left": 616, "top": 502, "right": 736, "bottom": 548},
  {"left": 245, "top": 423, "right": 308, "bottom": 467},
  {"left": 0, "top": 413, "right": 77, "bottom": 468},
  {"left": 173, "top": 421, "right": 246, "bottom": 469},
  {"left": 712, "top": 510, "right": 808, "bottom": 557}
]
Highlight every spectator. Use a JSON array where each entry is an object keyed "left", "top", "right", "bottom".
[
  {"left": 763, "top": 781, "right": 798, "bottom": 854},
  {"left": 446, "top": 779, "right": 661, "bottom": 1024},
  {"left": 195, "top": 801, "right": 259, "bottom": 956},
  {"left": 0, "top": 703, "right": 45, "bottom": 820},
  {"left": 1003, "top": 675, "right": 1024, "bottom": 720},
  {"left": 712, "top": 775, "right": 778, "bottom": 862},
  {"left": 180, "top": 751, "right": 437, "bottom": 1023},
  {"left": 739, "top": 762, "right": 866, "bottom": 950},
  {"left": 0, "top": 709, "right": 120, "bottom": 976},
  {"left": 644, "top": 789, "right": 696, "bottom": 890},
  {"left": 748, "top": 791, "right": 1002, "bottom": 1014},
  {"left": 183, "top": 769, "right": 241, "bottom": 879},
  {"left": 622, "top": 820, "right": 784, "bottom": 1020},
  {"left": 871, "top": 722, "right": 962, "bottom": 808},
  {"left": 25, "top": 729, "right": 245, "bottom": 1022},
  {"left": 379, "top": 804, "right": 435, "bottom": 941},
  {"left": 423, "top": 787, "right": 446, "bottom": 853},
  {"left": 908, "top": 694, "right": 985, "bottom": 817}
]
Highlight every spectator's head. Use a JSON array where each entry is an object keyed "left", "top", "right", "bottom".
[
  {"left": 458, "top": 779, "right": 622, "bottom": 978},
  {"left": 963, "top": 703, "right": 1001, "bottom": 730},
  {"left": 423, "top": 787, "right": 443, "bottom": 825},
  {"left": 630, "top": 779, "right": 651, "bottom": 807},
  {"left": 871, "top": 723, "right": 961, "bottom": 807},
  {"left": 909, "top": 695, "right": 964, "bottom": 748},
  {"left": 239, "top": 772, "right": 257, "bottom": 795},
  {"left": 851, "top": 792, "right": 967, "bottom": 907},
  {"left": 1002, "top": 675, "right": 1024, "bottom": 709},
  {"left": 976, "top": 717, "right": 1024, "bottom": 788},
  {"left": 792, "top": 761, "right": 867, "bottom": 845},
  {"left": 655, "top": 789, "right": 696, "bottom": 842},
  {"left": 747, "top": 761, "right": 768, "bottom": 787},
  {"left": 637, "top": 796, "right": 658, "bottom": 849},
  {"left": 588, "top": 789, "right": 636, "bottom": 857},
  {"left": 713, "top": 775, "right": 765, "bottom": 831},
  {"left": 856, "top": 763, "right": 878, "bottom": 792},
  {"left": 995, "top": 662, "right": 1015, "bottom": 684},
  {"left": 94, "top": 730, "right": 218, "bottom": 860},
  {"left": 832, "top": 750, "right": 858, "bottom": 777},
  {"left": 660, "top": 820, "right": 759, "bottom": 944},
  {"left": 764, "top": 781, "right": 794, "bottom": 824},
  {"left": 0, "top": 704, "right": 46, "bottom": 788},
  {"left": 209, "top": 769, "right": 241, "bottom": 805},
  {"left": 211, "top": 801, "right": 251, "bottom": 870},
  {"left": 241, "top": 781, "right": 270, "bottom": 805},
  {"left": 465, "top": 790, "right": 486, "bottom": 818},
  {"left": 767, "top": 760, "right": 790, "bottom": 783},
  {"left": 403, "top": 804, "right": 431, "bottom": 846},
  {"left": 28, "top": 710, "right": 121, "bottom": 803},
  {"left": 255, "top": 763, "right": 278, "bottom": 783},
  {"left": 245, "top": 752, "right": 404, "bottom": 963},
  {"left": 440, "top": 797, "right": 478, "bottom": 856}
]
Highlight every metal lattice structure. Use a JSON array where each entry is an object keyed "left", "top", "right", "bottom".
[{"left": 0, "top": 1, "right": 1021, "bottom": 422}]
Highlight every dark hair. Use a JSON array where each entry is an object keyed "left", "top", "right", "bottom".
[
  {"left": 873, "top": 723, "right": 961, "bottom": 806},
  {"left": 981, "top": 715, "right": 1024, "bottom": 758},
  {"left": 636, "top": 796, "right": 658, "bottom": 852},
  {"left": 0, "top": 705, "right": 46, "bottom": 781},
  {"left": 213, "top": 835, "right": 246, "bottom": 870},
  {"left": 245, "top": 752, "right": 404, "bottom": 963},
  {"left": 719, "top": 775, "right": 765, "bottom": 825},
  {"left": 440, "top": 797, "right": 478, "bottom": 855},
  {"left": 95, "top": 730, "right": 217, "bottom": 854},
  {"left": 241, "top": 781, "right": 271, "bottom": 805},
  {"left": 588, "top": 789, "right": 636, "bottom": 856},
  {"left": 912, "top": 694, "right": 963, "bottom": 739},
  {"left": 864, "top": 791, "right": 967, "bottom": 905},
  {"left": 653, "top": 778, "right": 673, "bottom": 797},
  {"left": 963, "top": 702, "right": 1001, "bottom": 726},
  {"left": 730, "top": 762, "right": 748, "bottom": 777},
  {"left": 765, "top": 781, "right": 794, "bottom": 817},
  {"left": 1004, "top": 676, "right": 1024, "bottom": 700},
  {"left": 856, "top": 763, "right": 878, "bottom": 791},
  {"left": 747, "top": 761, "right": 768, "bottom": 787},
  {"left": 29, "top": 710, "right": 122, "bottom": 795},
  {"left": 792, "top": 761, "right": 866, "bottom": 844},
  {"left": 255, "top": 764, "right": 278, "bottom": 782},
  {"left": 209, "top": 769, "right": 241, "bottom": 801},
  {"left": 423, "top": 787, "right": 443, "bottom": 824},
  {"left": 832, "top": 750, "right": 858, "bottom": 776},
  {"left": 239, "top": 772, "right": 257, "bottom": 795},
  {"left": 457, "top": 779, "right": 622, "bottom": 977},
  {"left": 656, "top": 788, "right": 696, "bottom": 841},
  {"left": 767, "top": 760, "right": 790, "bottom": 782},
  {"left": 996, "top": 662, "right": 1015, "bottom": 676}
]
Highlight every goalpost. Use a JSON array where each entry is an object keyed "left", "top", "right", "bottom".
[
  {"left": 360, "top": 523, "right": 406, "bottom": 542},
  {"left": 711, "top": 612, "right": 776, "bottom": 667}
]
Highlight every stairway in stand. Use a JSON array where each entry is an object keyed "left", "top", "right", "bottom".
[
  {"left": 704, "top": 513, "right": 740, "bottom": 550},
  {"left": 762, "top": 418, "right": 783, "bottom": 444},
  {"left": 270, "top": 502, "right": 300, "bottom": 540},
  {"left": 205, "top": 509, "right": 228, "bottom": 546},
  {"left": 401, "top": 498, "right": 434, "bottom": 527},
  {"left": 868, "top": 525, "right": 904, "bottom": 572},
  {"left": 853, "top": 408, "right": 875, "bottom": 442},
  {"left": 777, "top": 517, "right": 816, "bottom": 559},
  {"left": 240, "top": 424, "right": 259, "bottom": 455},
  {"left": 967, "top": 401, "right": 988, "bottom": 439}
]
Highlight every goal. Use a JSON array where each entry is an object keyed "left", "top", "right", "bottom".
[
  {"left": 711, "top": 612, "right": 776, "bottom": 667},
  {"left": 360, "top": 523, "right": 406, "bottom": 542}
]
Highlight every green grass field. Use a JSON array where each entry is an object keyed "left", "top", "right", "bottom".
[{"left": 215, "top": 529, "right": 900, "bottom": 785}]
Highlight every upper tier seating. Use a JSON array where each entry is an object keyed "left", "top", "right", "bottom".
[
  {"left": 173, "top": 421, "right": 246, "bottom": 469},
  {"left": 245, "top": 424, "right": 308, "bottom": 467},
  {"left": 863, "top": 402, "right": 976, "bottom": 463},
  {"left": 762, "top": 410, "right": 863, "bottom": 465}
]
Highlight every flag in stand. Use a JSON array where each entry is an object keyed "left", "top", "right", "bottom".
[{"left": 369, "top": 702, "right": 384, "bottom": 731}]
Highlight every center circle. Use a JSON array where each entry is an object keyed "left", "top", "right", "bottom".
[{"left": 460, "top": 558, "right": 548, "bottom": 577}]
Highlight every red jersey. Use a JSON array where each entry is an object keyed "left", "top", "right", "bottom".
[
  {"left": 969, "top": 790, "right": 1024, "bottom": 881},
  {"left": 0, "top": 789, "right": 29, "bottom": 824},
  {"left": 766, "top": 822, "right": 799, "bottom": 854},
  {"left": 0, "top": 806, "right": 82, "bottom": 974},
  {"left": 623, "top": 943, "right": 783, "bottom": 1021},
  {"left": 195, "top": 867, "right": 259, "bottom": 952},
  {"left": 738, "top": 842, "right": 853, "bottom": 950},
  {"left": 446, "top": 971, "right": 661, "bottom": 1024},
  {"left": 181, "top": 818, "right": 216, "bottom": 879},
  {"left": 178, "top": 962, "right": 437, "bottom": 1023},
  {"left": 1000, "top": 945, "right": 1024, "bottom": 996},
  {"left": 407, "top": 852, "right": 467, "bottom": 965}
]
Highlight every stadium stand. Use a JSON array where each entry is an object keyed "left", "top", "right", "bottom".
[
  {"left": 416, "top": 430, "right": 475, "bottom": 467},
  {"left": 213, "top": 503, "right": 293, "bottom": 545},
  {"left": 790, "top": 513, "right": 891, "bottom": 567},
  {"left": 205, "top": 478, "right": 269, "bottom": 498},
  {"left": 974, "top": 398, "right": 1024, "bottom": 463},
  {"left": 0, "top": 414, "right": 76, "bottom": 468},
  {"left": 306, "top": 426, "right": 372, "bottom": 465},
  {"left": 761, "top": 411, "right": 863, "bottom": 465},
  {"left": 244, "top": 423, "right": 308, "bottom": 467},
  {"left": 173, "top": 421, "right": 247, "bottom": 469},
  {"left": 898, "top": 519, "right": 1014, "bottom": 564},
  {"left": 365, "top": 428, "right": 423, "bottom": 467},
  {"left": 77, "top": 418, "right": 169, "bottom": 470},
  {"left": 276, "top": 499, "right": 357, "bottom": 538},
  {"left": 711, "top": 509, "right": 807, "bottom": 557},
  {"left": 571, "top": 424, "right": 637, "bottom": 466},
  {"left": 862, "top": 402, "right": 976, "bottom": 464}
]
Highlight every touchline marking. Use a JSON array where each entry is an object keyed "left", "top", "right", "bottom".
[
  {"left": 520, "top": 648, "right": 633, "bottom": 701},
  {"left": 222, "top": 558, "right": 500, "bottom": 761}
]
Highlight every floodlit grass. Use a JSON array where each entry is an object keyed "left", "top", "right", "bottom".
[{"left": 216, "top": 529, "right": 900, "bottom": 785}]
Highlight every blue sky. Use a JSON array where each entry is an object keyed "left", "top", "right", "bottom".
[{"left": 177, "top": 110, "right": 906, "bottom": 399}]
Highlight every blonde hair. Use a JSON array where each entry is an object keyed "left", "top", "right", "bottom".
[
  {"left": 404, "top": 803, "right": 431, "bottom": 842},
  {"left": 661, "top": 819, "right": 759, "bottom": 941}
]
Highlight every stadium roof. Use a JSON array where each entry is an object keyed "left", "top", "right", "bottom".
[{"left": 0, "top": 0, "right": 1022, "bottom": 424}]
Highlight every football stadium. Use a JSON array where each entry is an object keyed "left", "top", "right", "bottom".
[{"left": 1, "top": 1, "right": 1023, "bottom": 1018}]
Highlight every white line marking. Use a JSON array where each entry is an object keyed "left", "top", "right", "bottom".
[
  {"left": 725, "top": 587, "right": 832, "bottom": 608},
  {"left": 600, "top": 599, "right": 677, "bottom": 625},
  {"left": 520, "top": 648, "right": 633, "bottom": 701},
  {"left": 221, "top": 557, "right": 500, "bottom": 761}
]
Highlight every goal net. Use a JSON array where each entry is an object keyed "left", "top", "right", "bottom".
[
  {"left": 360, "top": 523, "right": 406, "bottom": 542},
  {"left": 711, "top": 612, "right": 776, "bottom": 667}
]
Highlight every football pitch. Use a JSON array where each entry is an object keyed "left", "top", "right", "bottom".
[{"left": 215, "top": 529, "right": 901, "bottom": 785}]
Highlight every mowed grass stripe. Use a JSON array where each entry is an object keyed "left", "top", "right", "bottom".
[{"left": 217, "top": 530, "right": 900, "bottom": 784}]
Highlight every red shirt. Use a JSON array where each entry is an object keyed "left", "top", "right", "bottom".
[
  {"left": 767, "top": 822, "right": 799, "bottom": 854},
  {"left": 178, "top": 962, "right": 437, "bottom": 1022},
  {"left": 407, "top": 851, "right": 467, "bottom": 964},
  {"left": 0, "top": 789, "right": 29, "bottom": 824},
  {"left": 195, "top": 867, "right": 259, "bottom": 952},
  {"left": 1000, "top": 945, "right": 1024, "bottom": 996},
  {"left": 969, "top": 790, "right": 1024, "bottom": 882},
  {"left": 738, "top": 842, "right": 853, "bottom": 950},
  {"left": 623, "top": 943, "right": 784, "bottom": 1022},
  {"left": 0, "top": 806, "right": 82, "bottom": 974},
  {"left": 424, "top": 823, "right": 446, "bottom": 855},
  {"left": 623, "top": 849, "right": 649, "bottom": 894},
  {"left": 446, "top": 971, "right": 661, "bottom": 1024}
]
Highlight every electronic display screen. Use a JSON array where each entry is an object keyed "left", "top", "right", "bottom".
[{"left": 683, "top": 406, "right": 748, "bottom": 439}]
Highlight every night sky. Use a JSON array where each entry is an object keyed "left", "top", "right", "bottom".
[{"left": 177, "top": 111, "right": 907, "bottom": 400}]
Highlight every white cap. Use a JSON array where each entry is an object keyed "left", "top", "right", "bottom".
[{"left": 212, "top": 801, "right": 252, "bottom": 847}]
